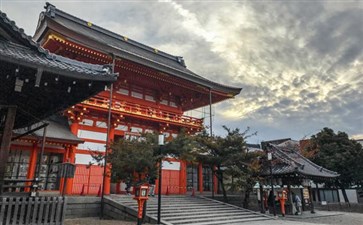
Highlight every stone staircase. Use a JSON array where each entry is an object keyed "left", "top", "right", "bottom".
[{"left": 109, "top": 195, "right": 271, "bottom": 225}]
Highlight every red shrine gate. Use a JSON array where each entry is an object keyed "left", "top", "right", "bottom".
[{"left": 20, "top": 3, "right": 242, "bottom": 195}]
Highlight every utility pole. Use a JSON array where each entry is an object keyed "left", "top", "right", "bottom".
[{"left": 157, "top": 134, "right": 164, "bottom": 224}]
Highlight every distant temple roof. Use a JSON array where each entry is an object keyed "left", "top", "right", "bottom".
[
  {"left": 34, "top": 3, "right": 241, "bottom": 97},
  {"left": 262, "top": 140, "right": 339, "bottom": 181},
  {"left": 0, "top": 11, "right": 117, "bottom": 129}
]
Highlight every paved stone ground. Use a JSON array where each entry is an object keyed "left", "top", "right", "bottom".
[
  {"left": 282, "top": 211, "right": 363, "bottom": 225},
  {"left": 65, "top": 210, "right": 363, "bottom": 225}
]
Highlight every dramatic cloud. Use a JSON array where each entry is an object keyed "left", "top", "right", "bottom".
[{"left": 2, "top": 0, "right": 362, "bottom": 143}]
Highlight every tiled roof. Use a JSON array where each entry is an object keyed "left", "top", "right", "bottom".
[
  {"left": 14, "top": 115, "right": 83, "bottom": 143},
  {"left": 0, "top": 10, "right": 117, "bottom": 129},
  {"left": 0, "top": 12, "right": 47, "bottom": 52},
  {"left": 264, "top": 141, "right": 339, "bottom": 180},
  {"left": 0, "top": 41, "right": 117, "bottom": 81},
  {"left": 0, "top": 10, "right": 117, "bottom": 81},
  {"left": 0, "top": 41, "right": 116, "bottom": 81},
  {"left": 35, "top": 3, "right": 241, "bottom": 95}
]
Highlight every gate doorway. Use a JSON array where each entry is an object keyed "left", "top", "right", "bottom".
[
  {"left": 187, "top": 164, "right": 199, "bottom": 192},
  {"left": 203, "top": 166, "right": 212, "bottom": 191}
]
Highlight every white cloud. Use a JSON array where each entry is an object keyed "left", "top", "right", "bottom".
[{"left": 2, "top": 0, "right": 362, "bottom": 142}]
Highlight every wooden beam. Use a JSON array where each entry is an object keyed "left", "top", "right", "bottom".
[{"left": 0, "top": 106, "right": 17, "bottom": 195}]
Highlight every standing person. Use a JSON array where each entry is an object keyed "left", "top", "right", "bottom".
[
  {"left": 125, "top": 177, "right": 132, "bottom": 195},
  {"left": 263, "top": 191, "right": 269, "bottom": 212},
  {"left": 267, "top": 191, "right": 275, "bottom": 214},
  {"left": 293, "top": 193, "right": 302, "bottom": 215},
  {"left": 148, "top": 175, "right": 156, "bottom": 197}
]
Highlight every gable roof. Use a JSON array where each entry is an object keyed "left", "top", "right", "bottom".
[
  {"left": 0, "top": 10, "right": 117, "bottom": 129},
  {"left": 263, "top": 141, "right": 339, "bottom": 181},
  {"left": 14, "top": 115, "right": 83, "bottom": 144},
  {"left": 0, "top": 11, "right": 117, "bottom": 81},
  {"left": 34, "top": 3, "right": 241, "bottom": 96}
]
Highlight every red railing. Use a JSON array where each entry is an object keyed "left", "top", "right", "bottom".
[{"left": 81, "top": 96, "right": 203, "bottom": 129}]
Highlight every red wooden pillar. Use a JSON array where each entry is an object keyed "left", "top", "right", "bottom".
[
  {"left": 213, "top": 166, "right": 218, "bottom": 195},
  {"left": 179, "top": 161, "right": 187, "bottom": 194},
  {"left": 198, "top": 163, "right": 203, "bottom": 194},
  {"left": 104, "top": 127, "right": 115, "bottom": 195},
  {"left": 65, "top": 122, "right": 79, "bottom": 195},
  {"left": 25, "top": 143, "right": 38, "bottom": 192}
]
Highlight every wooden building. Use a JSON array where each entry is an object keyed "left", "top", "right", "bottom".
[
  {"left": 0, "top": 10, "right": 117, "bottom": 195},
  {"left": 261, "top": 140, "right": 339, "bottom": 214},
  {"left": 32, "top": 3, "right": 241, "bottom": 195}
]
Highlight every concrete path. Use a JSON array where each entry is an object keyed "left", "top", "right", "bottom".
[
  {"left": 282, "top": 210, "right": 363, "bottom": 225},
  {"left": 65, "top": 210, "right": 363, "bottom": 225}
]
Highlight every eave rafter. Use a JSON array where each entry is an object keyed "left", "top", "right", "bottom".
[{"left": 43, "top": 33, "right": 231, "bottom": 109}]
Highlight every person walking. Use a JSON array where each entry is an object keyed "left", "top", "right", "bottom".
[{"left": 293, "top": 193, "right": 302, "bottom": 215}]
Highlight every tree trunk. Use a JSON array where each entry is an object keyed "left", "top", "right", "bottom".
[
  {"left": 215, "top": 167, "right": 228, "bottom": 202},
  {"left": 340, "top": 185, "right": 350, "bottom": 206},
  {"left": 337, "top": 181, "right": 350, "bottom": 206},
  {"left": 243, "top": 180, "right": 253, "bottom": 209},
  {"left": 243, "top": 188, "right": 251, "bottom": 209},
  {"left": 219, "top": 177, "right": 228, "bottom": 202}
]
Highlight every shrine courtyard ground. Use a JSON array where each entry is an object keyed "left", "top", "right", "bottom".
[{"left": 64, "top": 210, "right": 363, "bottom": 225}]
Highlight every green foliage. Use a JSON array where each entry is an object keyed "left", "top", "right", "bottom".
[
  {"left": 309, "top": 127, "right": 363, "bottom": 187},
  {"left": 108, "top": 130, "right": 197, "bottom": 185},
  {"left": 164, "top": 129, "right": 197, "bottom": 162},
  {"left": 109, "top": 133, "right": 159, "bottom": 184},
  {"left": 195, "top": 126, "right": 259, "bottom": 201}
]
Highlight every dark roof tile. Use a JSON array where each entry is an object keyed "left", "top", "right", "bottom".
[
  {"left": 263, "top": 141, "right": 339, "bottom": 180},
  {"left": 0, "top": 9, "right": 117, "bottom": 81},
  {"left": 37, "top": 3, "right": 240, "bottom": 95}
]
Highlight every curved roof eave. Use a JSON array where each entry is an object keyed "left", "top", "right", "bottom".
[{"left": 35, "top": 3, "right": 241, "bottom": 96}]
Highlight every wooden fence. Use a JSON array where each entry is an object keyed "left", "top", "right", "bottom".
[{"left": 0, "top": 196, "right": 66, "bottom": 225}]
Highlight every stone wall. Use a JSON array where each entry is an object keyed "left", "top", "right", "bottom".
[
  {"left": 65, "top": 196, "right": 101, "bottom": 218},
  {"left": 65, "top": 196, "right": 157, "bottom": 223},
  {"left": 103, "top": 197, "right": 157, "bottom": 224}
]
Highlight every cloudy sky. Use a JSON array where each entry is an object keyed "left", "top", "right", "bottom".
[{"left": 2, "top": 0, "right": 362, "bottom": 143}]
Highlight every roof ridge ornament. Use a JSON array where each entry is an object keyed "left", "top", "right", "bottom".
[
  {"left": 45, "top": 2, "right": 56, "bottom": 18},
  {"left": 176, "top": 56, "right": 186, "bottom": 68}
]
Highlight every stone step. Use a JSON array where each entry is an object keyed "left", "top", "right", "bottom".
[
  {"left": 147, "top": 205, "right": 234, "bottom": 210},
  {"left": 147, "top": 209, "right": 246, "bottom": 216},
  {"left": 184, "top": 217, "right": 270, "bottom": 225},
  {"left": 159, "top": 211, "right": 255, "bottom": 220},
  {"left": 126, "top": 202, "right": 226, "bottom": 208},
  {"left": 168, "top": 214, "right": 266, "bottom": 225},
  {"left": 108, "top": 194, "right": 271, "bottom": 225},
  {"left": 146, "top": 206, "right": 244, "bottom": 213}
]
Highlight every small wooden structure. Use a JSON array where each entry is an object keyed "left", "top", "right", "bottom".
[
  {"left": 260, "top": 140, "right": 339, "bottom": 215},
  {"left": 0, "top": 9, "right": 116, "bottom": 224}
]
